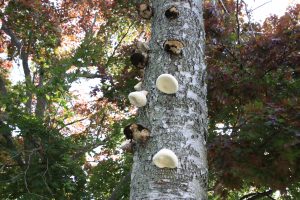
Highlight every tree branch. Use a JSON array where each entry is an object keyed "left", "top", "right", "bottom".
[
  {"left": 240, "top": 189, "right": 274, "bottom": 200},
  {"left": 236, "top": 0, "right": 241, "bottom": 44},
  {"left": 1, "top": 19, "right": 31, "bottom": 81},
  {"left": 87, "top": 13, "right": 98, "bottom": 36},
  {"left": 35, "top": 66, "right": 47, "bottom": 118},
  {"left": 106, "top": 22, "right": 134, "bottom": 67},
  {"left": 77, "top": 71, "right": 102, "bottom": 79},
  {"left": 41, "top": 158, "right": 54, "bottom": 197},
  {"left": 0, "top": 121, "right": 24, "bottom": 167},
  {"left": 218, "top": 0, "right": 229, "bottom": 14},
  {"left": 240, "top": 0, "right": 255, "bottom": 37},
  {"left": 72, "top": 139, "right": 106, "bottom": 160},
  {"left": 71, "top": 114, "right": 107, "bottom": 159},
  {"left": 0, "top": 76, "right": 8, "bottom": 97},
  {"left": 57, "top": 117, "right": 88, "bottom": 131},
  {"left": 251, "top": 0, "right": 272, "bottom": 12},
  {"left": 1, "top": 21, "right": 21, "bottom": 49},
  {"left": 1, "top": 18, "right": 32, "bottom": 112}
]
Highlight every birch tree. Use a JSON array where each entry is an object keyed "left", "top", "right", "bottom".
[{"left": 130, "top": 0, "right": 208, "bottom": 199}]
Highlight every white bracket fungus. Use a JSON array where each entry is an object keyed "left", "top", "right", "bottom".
[
  {"left": 128, "top": 90, "right": 148, "bottom": 107},
  {"left": 153, "top": 149, "right": 178, "bottom": 168},
  {"left": 156, "top": 74, "right": 179, "bottom": 94},
  {"left": 134, "top": 82, "right": 142, "bottom": 91}
]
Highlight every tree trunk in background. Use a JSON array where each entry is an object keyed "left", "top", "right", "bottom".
[{"left": 130, "top": 0, "right": 208, "bottom": 199}]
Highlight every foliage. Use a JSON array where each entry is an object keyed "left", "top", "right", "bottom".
[
  {"left": 0, "top": 115, "right": 87, "bottom": 199},
  {"left": 0, "top": 0, "right": 299, "bottom": 199},
  {"left": 205, "top": 0, "right": 300, "bottom": 198},
  {"left": 0, "top": 0, "right": 139, "bottom": 199},
  {"left": 87, "top": 155, "right": 132, "bottom": 200}
]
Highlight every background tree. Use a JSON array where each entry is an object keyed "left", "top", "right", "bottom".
[{"left": 205, "top": 1, "right": 300, "bottom": 199}]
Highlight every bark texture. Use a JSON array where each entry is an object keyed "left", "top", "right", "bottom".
[{"left": 130, "top": 0, "right": 208, "bottom": 199}]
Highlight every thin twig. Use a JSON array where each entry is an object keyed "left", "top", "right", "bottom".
[
  {"left": 236, "top": 0, "right": 241, "bottom": 44},
  {"left": 88, "top": 13, "right": 98, "bottom": 36},
  {"left": 1, "top": 16, "right": 32, "bottom": 113},
  {"left": 57, "top": 117, "right": 89, "bottom": 131},
  {"left": 0, "top": 121, "right": 24, "bottom": 166},
  {"left": 240, "top": 0, "right": 255, "bottom": 37},
  {"left": 72, "top": 138, "right": 108, "bottom": 160},
  {"left": 0, "top": 173, "right": 23, "bottom": 183},
  {"left": 106, "top": 22, "right": 135, "bottom": 67},
  {"left": 218, "top": 0, "right": 229, "bottom": 14},
  {"left": 0, "top": 76, "right": 8, "bottom": 97},
  {"left": 240, "top": 189, "right": 273, "bottom": 200},
  {"left": 24, "top": 150, "right": 34, "bottom": 193},
  {"left": 251, "top": 0, "right": 272, "bottom": 12},
  {"left": 42, "top": 158, "right": 54, "bottom": 196}
]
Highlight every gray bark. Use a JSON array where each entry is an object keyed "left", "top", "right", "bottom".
[{"left": 130, "top": 0, "right": 208, "bottom": 199}]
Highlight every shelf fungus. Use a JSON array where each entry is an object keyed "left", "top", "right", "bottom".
[
  {"left": 123, "top": 123, "right": 150, "bottom": 144},
  {"left": 164, "top": 40, "right": 184, "bottom": 55},
  {"left": 128, "top": 90, "right": 148, "bottom": 107},
  {"left": 137, "top": 3, "right": 153, "bottom": 19},
  {"left": 130, "top": 41, "right": 149, "bottom": 69},
  {"left": 134, "top": 82, "right": 142, "bottom": 91},
  {"left": 153, "top": 149, "right": 178, "bottom": 169},
  {"left": 165, "top": 6, "right": 179, "bottom": 19},
  {"left": 156, "top": 74, "right": 179, "bottom": 94}
]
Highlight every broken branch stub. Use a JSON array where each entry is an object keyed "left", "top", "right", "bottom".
[
  {"left": 165, "top": 6, "right": 179, "bottom": 20},
  {"left": 137, "top": 3, "right": 153, "bottom": 19},
  {"left": 163, "top": 40, "right": 184, "bottom": 55}
]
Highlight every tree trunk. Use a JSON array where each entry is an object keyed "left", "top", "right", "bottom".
[{"left": 130, "top": 0, "right": 208, "bottom": 199}]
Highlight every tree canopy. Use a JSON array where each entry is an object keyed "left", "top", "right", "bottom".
[{"left": 0, "top": 0, "right": 299, "bottom": 199}]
